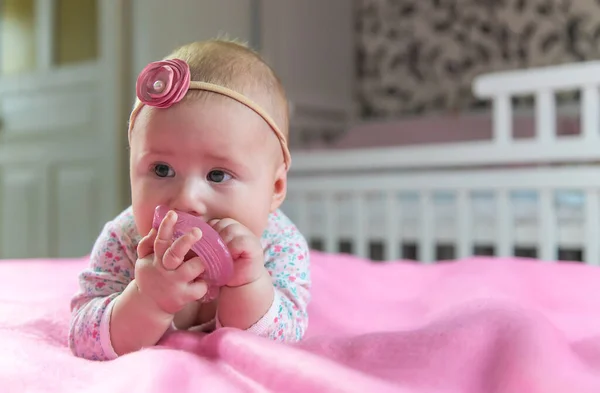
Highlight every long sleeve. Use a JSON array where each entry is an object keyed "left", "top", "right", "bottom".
[
  {"left": 68, "top": 208, "right": 139, "bottom": 361},
  {"left": 222, "top": 209, "right": 311, "bottom": 341}
]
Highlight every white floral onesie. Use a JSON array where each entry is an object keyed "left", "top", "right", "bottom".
[{"left": 69, "top": 207, "right": 311, "bottom": 361}]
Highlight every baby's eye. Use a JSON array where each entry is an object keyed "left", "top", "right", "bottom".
[
  {"left": 207, "top": 170, "right": 232, "bottom": 183},
  {"left": 152, "top": 163, "right": 175, "bottom": 178}
]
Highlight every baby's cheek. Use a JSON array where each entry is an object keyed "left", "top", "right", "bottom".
[
  {"left": 244, "top": 213, "right": 270, "bottom": 239},
  {"left": 132, "top": 203, "right": 154, "bottom": 237}
]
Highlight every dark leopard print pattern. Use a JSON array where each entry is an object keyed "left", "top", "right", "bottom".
[{"left": 356, "top": 0, "right": 600, "bottom": 118}]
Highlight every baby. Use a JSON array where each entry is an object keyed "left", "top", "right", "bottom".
[{"left": 68, "top": 39, "right": 311, "bottom": 360}]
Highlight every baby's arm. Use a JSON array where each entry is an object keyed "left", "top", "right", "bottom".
[
  {"left": 217, "top": 211, "right": 311, "bottom": 341},
  {"left": 69, "top": 218, "right": 138, "bottom": 360},
  {"left": 105, "top": 274, "right": 174, "bottom": 357},
  {"left": 69, "top": 214, "right": 173, "bottom": 360}
]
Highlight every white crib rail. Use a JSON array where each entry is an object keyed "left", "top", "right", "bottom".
[
  {"left": 474, "top": 61, "right": 600, "bottom": 146},
  {"left": 283, "top": 166, "right": 600, "bottom": 265},
  {"left": 289, "top": 61, "right": 600, "bottom": 174}
]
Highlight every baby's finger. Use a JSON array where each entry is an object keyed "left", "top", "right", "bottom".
[
  {"left": 186, "top": 279, "right": 208, "bottom": 301},
  {"left": 216, "top": 221, "right": 247, "bottom": 245},
  {"left": 154, "top": 211, "right": 177, "bottom": 260},
  {"left": 209, "top": 218, "right": 237, "bottom": 232},
  {"left": 175, "top": 257, "right": 206, "bottom": 282},
  {"left": 227, "top": 234, "right": 260, "bottom": 260},
  {"left": 162, "top": 228, "right": 203, "bottom": 270},
  {"left": 137, "top": 228, "right": 157, "bottom": 258}
]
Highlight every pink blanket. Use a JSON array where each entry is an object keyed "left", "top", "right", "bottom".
[{"left": 2, "top": 252, "right": 600, "bottom": 392}]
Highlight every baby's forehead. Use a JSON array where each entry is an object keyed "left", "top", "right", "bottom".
[
  {"left": 131, "top": 69, "right": 287, "bottom": 167},
  {"left": 138, "top": 102, "right": 280, "bottom": 152}
]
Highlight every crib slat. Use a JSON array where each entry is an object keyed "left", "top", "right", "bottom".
[
  {"left": 323, "top": 193, "right": 337, "bottom": 253},
  {"left": 496, "top": 189, "right": 512, "bottom": 257},
  {"left": 585, "top": 190, "right": 599, "bottom": 265},
  {"left": 456, "top": 189, "right": 471, "bottom": 259},
  {"left": 419, "top": 191, "right": 434, "bottom": 263},
  {"left": 385, "top": 191, "right": 400, "bottom": 261},
  {"left": 582, "top": 86, "right": 600, "bottom": 142},
  {"left": 538, "top": 189, "right": 556, "bottom": 261},
  {"left": 535, "top": 90, "right": 555, "bottom": 143},
  {"left": 493, "top": 95, "right": 512, "bottom": 145},
  {"left": 352, "top": 193, "right": 367, "bottom": 259}
]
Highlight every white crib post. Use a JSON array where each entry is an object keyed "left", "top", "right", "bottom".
[
  {"left": 419, "top": 191, "right": 434, "bottom": 263},
  {"left": 581, "top": 86, "right": 600, "bottom": 143},
  {"left": 493, "top": 95, "right": 512, "bottom": 145},
  {"left": 323, "top": 192, "right": 337, "bottom": 253},
  {"left": 496, "top": 189, "right": 513, "bottom": 257},
  {"left": 385, "top": 190, "right": 400, "bottom": 261},
  {"left": 535, "top": 90, "right": 556, "bottom": 144},
  {"left": 538, "top": 189, "right": 556, "bottom": 261},
  {"left": 584, "top": 189, "right": 599, "bottom": 265},
  {"left": 352, "top": 193, "right": 367, "bottom": 258},
  {"left": 456, "top": 189, "right": 472, "bottom": 259}
]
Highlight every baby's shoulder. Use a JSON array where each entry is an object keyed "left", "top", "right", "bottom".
[
  {"left": 86, "top": 206, "right": 141, "bottom": 263},
  {"left": 98, "top": 206, "right": 141, "bottom": 250},
  {"left": 262, "top": 209, "right": 307, "bottom": 248}
]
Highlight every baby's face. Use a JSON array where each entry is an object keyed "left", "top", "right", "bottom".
[{"left": 128, "top": 96, "right": 287, "bottom": 238}]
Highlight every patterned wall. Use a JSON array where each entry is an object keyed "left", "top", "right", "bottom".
[{"left": 356, "top": 0, "right": 600, "bottom": 119}]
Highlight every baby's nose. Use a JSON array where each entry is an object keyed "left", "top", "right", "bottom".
[{"left": 172, "top": 180, "right": 208, "bottom": 217}]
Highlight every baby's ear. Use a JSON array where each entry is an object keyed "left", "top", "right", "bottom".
[{"left": 270, "top": 163, "right": 288, "bottom": 212}]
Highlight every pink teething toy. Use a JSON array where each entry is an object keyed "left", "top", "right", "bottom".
[{"left": 152, "top": 206, "right": 234, "bottom": 297}]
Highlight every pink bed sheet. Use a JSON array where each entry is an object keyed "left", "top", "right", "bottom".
[{"left": 1, "top": 252, "right": 600, "bottom": 392}]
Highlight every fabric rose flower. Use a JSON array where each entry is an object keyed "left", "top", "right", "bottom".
[{"left": 135, "top": 59, "right": 191, "bottom": 108}]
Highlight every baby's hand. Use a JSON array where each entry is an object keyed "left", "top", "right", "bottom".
[
  {"left": 209, "top": 218, "right": 265, "bottom": 287},
  {"left": 134, "top": 211, "right": 208, "bottom": 315}
]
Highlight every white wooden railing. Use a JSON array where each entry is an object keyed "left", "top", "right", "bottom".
[
  {"left": 284, "top": 61, "right": 600, "bottom": 265},
  {"left": 288, "top": 61, "right": 600, "bottom": 174},
  {"left": 283, "top": 166, "right": 600, "bottom": 265},
  {"left": 473, "top": 60, "right": 600, "bottom": 147}
]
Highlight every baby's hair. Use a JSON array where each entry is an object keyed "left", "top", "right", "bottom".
[{"left": 162, "top": 38, "right": 290, "bottom": 140}]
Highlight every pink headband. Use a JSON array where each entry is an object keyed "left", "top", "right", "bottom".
[{"left": 128, "top": 58, "right": 291, "bottom": 169}]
